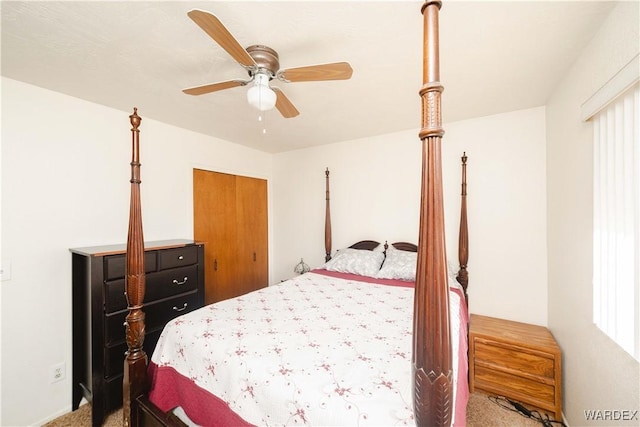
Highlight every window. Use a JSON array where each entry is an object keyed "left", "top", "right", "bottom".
[{"left": 591, "top": 81, "right": 639, "bottom": 361}]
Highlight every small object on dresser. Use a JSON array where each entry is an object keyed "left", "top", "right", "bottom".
[{"left": 294, "top": 258, "right": 310, "bottom": 274}]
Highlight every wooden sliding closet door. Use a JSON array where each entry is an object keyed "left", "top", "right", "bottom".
[
  {"left": 235, "top": 175, "right": 269, "bottom": 297},
  {"left": 193, "top": 169, "right": 268, "bottom": 305}
]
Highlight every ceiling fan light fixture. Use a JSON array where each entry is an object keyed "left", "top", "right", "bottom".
[{"left": 247, "top": 73, "right": 276, "bottom": 111}]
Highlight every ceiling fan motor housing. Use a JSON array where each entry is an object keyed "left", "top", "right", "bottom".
[{"left": 246, "top": 45, "right": 280, "bottom": 77}]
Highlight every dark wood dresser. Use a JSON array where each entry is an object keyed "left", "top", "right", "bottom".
[
  {"left": 469, "top": 314, "right": 563, "bottom": 420},
  {"left": 70, "top": 239, "right": 205, "bottom": 427}
]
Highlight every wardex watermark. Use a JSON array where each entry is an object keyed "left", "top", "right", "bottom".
[{"left": 584, "top": 409, "right": 639, "bottom": 421}]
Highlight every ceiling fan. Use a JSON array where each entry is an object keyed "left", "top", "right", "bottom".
[{"left": 182, "top": 9, "right": 353, "bottom": 118}]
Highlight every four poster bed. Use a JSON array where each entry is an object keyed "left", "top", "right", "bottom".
[{"left": 121, "top": 2, "right": 467, "bottom": 426}]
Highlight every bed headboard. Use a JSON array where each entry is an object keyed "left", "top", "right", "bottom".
[
  {"left": 392, "top": 242, "right": 418, "bottom": 252},
  {"left": 348, "top": 240, "right": 381, "bottom": 251},
  {"left": 321, "top": 163, "right": 468, "bottom": 307}
]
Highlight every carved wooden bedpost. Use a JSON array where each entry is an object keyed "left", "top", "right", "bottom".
[
  {"left": 325, "top": 168, "right": 332, "bottom": 262},
  {"left": 123, "top": 108, "right": 148, "bottom": 427},
  {"left": 413, "top": 1, "right": 453, "bottom": 426},
  {"left": 457, "top": 153, "right": 469, "bottom": 301}
]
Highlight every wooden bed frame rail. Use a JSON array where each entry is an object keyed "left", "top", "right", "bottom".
[{"left": 122, "top": 2, "right": 462, "bottom": 426}]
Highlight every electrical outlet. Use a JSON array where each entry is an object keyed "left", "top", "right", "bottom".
[{"left": 50, "top": 362, "right": 65, "bottom": 383}]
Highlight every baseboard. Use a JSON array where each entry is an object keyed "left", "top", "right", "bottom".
[
  {"left": 34, "top": 402, "right": 88, "bottom": 426},
  {"left": 34, "top": 405, "right": 73, "bottom": 426}
]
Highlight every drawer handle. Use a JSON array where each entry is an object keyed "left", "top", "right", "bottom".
[
  {"left": 178, "top": 255, "right": 184, "bottom": 260},
  {"left": 173, "top": 303, "right": 188, "bottom": 312},
  {"left": 172, "top": 277, "right": 188, "bottom": 285}
]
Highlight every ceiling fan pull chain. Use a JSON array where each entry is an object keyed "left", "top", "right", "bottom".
[{"left": 261, "top": 113, "right": 267, "bottom": 135}]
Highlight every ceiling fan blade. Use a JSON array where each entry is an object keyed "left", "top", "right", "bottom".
[
  {"left": 187, "top": 9, "right": 256, "bottom": 68},
  {"left": 183, "top": 79, "right": 247, "bottom": 96},
  {"left": 272, "top": 87, "right": 300, "bottom": 118},
  {"left": 277, "top": 62, "right": 353, "bottom": 83}
]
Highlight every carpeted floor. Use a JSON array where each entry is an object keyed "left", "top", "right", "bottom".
[{"left": 44, "top": 392, "right": 545, "bottom": 426}]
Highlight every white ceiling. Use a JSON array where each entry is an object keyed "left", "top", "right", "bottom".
[{"left": 1, "top": 1, "right": 615, "bottom": 153}]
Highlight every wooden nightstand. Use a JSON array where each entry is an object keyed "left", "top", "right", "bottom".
[{"left": 469, "top": 314, "right": 562, "bottom": 420}]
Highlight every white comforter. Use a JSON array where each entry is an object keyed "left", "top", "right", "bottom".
[{"left": 150, "top": 271, "right": 465, "bottom": 426}]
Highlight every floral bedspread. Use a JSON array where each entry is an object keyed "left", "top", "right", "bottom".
[{"left": 149, "top": 270, "right": 467, "bottom": 426}]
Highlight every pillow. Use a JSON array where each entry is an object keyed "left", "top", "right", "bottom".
[
  {"left": 447, "top": 261, "right": 464, "bottom": 291},
  {"left": 323, "top": 248, "right": 385, "bottom": 278},
  {"left": 376, "top": 246, "right": 417, "bottom": 281}
]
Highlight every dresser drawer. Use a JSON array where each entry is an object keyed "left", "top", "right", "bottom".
[
  {"left": 103, "top": 329, "right": 163, "bottom": 379},
  {"left": 104, "top": 252, "right": 157, "bottom": 281},
  {"left": 158, "top": 245, "right": 199, "bottom": 270},
  {"left": 103, "top": 374, "right": 124, "bottom": 414},
  {"left": 474, "top": 338, "right": 555, "bottom": 379},
  {"left": 104, "top": 265, "right": 200, "bottom": 313},
  {"left": 104, "top": 290, "right": 201, "bottom": 347}
]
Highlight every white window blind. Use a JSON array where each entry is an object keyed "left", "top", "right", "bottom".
[{"left": 592, "top": 82, "right": 639, "bottom": 361}]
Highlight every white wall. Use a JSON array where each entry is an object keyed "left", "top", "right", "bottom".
[
  {"left": 546, "top": 2, "right": 640, "bottom": 425},
  {"left": 0, "top": 77, "right": 272, "bottom": 426},
  {"left": 272, "top": 106, "right": 548, "bottom": 325}
]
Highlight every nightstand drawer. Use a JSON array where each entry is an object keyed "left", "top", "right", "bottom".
[
  {"left": 474, "top": 338, "right": 555, "bottom": 378},
  {"left": 475, "top": 365, "right": 556, "bottom": 408}
]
